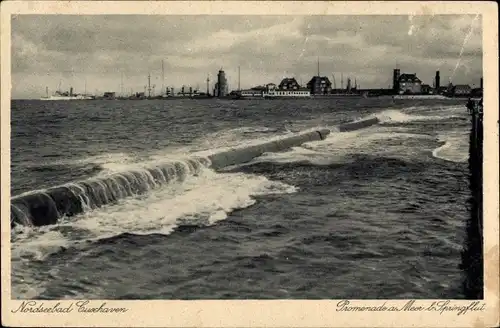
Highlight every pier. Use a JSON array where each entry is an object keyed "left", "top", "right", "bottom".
[{"left": 461, "top": 98, "right": 483, "bottom": 299}]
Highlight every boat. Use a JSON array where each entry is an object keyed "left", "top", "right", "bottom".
[
  {"left": 40, "top": 92, "right": 95, "bottom": 101},
  {"left": 40, "top": 87, "right": 94, "bottom": 101}
]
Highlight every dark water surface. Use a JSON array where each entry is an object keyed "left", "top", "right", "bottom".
[{"left": 10, "top": 98, "right": 470, "bottom": 299}]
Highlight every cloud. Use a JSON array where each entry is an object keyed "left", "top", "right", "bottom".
[{"left": 11, "top": 15, "right": 483, "bottom": 98}]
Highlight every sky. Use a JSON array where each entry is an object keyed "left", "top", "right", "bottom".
[{"left": 11, "top": 14, "right": 483, "bottom": 99}]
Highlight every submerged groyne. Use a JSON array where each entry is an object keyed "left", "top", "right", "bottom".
[{"left": 461, "top": 99, "right": 483, "bottom": 299}]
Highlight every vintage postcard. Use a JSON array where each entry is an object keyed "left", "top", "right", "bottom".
[{"left": 1, "top": 1, "right": 499, "bottom": 327}]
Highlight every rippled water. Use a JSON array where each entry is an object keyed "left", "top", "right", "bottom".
[{"left": 10, "top": 98, "right": 471, "bottom": 299}]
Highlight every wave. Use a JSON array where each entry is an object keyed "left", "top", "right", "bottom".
[
  {"left": 11, "top": 157, "right": 211, "bottom": 228},
  {"left": 248, "top": 128, "right": 434, "bottom": 167},
  {"left": 375, "top": 109, "right": 464, "bottom": 124},
  {"left": 10, "top": 167, "right": 297, "bottom": 299},
  {"left": 432, "top": 130, "right": 469, "bottom": 163},
  {"left": 10, "top": 168, "right": 297, "bottom": 261}
]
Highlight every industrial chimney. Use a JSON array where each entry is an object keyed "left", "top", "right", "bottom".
[
  {"left": 393, "top": 69, "right": 401, "bottom": 94},
  {"left": 435, "top": 71, "right": 441, "bottom": 90}
]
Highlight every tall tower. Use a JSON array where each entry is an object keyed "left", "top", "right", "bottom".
[
  {"left": 317, "top": 56, "right": 320, "bottom": 76},
  {"left": 435, "top": 71, "right": 441, "bottom": 90},
  {"left": 393, "top": 69, "right": 401, "bottom": 93},
  {"left": 217, "top": 68, "right": 227, "bottom": 97}
]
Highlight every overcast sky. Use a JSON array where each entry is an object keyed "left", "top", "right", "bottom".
[{"left": 11, "top": 15, "right": 482, "bottom": 98}]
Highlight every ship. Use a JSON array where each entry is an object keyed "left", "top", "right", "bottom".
[{"left": 40, "top": 87, "right": 94, "bottom": 101}]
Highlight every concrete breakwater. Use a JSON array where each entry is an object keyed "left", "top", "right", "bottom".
[
  {"left": 460, "top": 99, "right": 483, "bottom": 299},
  {"left": 10, "top": 129, "right": 331, "bottom": 228},
  {"left": 338, "top": 117, "right": 380, "bottom": 132},
  {"left": 10, "top": 116, "right": 382, "bottom": 228}
]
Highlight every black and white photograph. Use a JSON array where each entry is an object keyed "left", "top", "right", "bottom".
[{"left": 2, "top": 1, "right": 499, "bottom": 327}]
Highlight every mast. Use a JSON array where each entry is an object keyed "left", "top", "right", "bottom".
[
  {"left": 147, "top": 73, "right": 151, "bottom": 98},
  {"left": 46, "top": 86, "right": 49, "bottom": 98},
  {"left": 238, "top": 66, "right": 241, "bottom": 91},
  {"left": 332, "top": 74, "right": 337, "bottom": 90},
  {"left": 162, "top": 60, "right": 165, "bottom": 96},
  {"left": 120, "top": 72, "right": 124, "bottom": 97},
  {"left": 317, "top": 56, "right": 320, "bottom": 76},
  {"left": 341, "top": 73, "right": 344, "bottom": 90},
  {"left": 84, "top": 79, "right": 87, "bottom": 95},
  {"left": 206, "top": 74, "right": 210, "bottom": 95}
]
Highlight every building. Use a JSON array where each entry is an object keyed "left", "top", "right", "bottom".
[
  {"left": 421, "top": 84, "right": 432, "bottom": 94},
  {"left": 452, "top": 84, "right": 472, "bottom": 97},
  {"left": 103, "top": 92, "right": 116, "bottom": 100},
  {"left": 437, "top": 86, "right": 448, "bottom": 95},
  {"left": 215, "top": 69, "right": 228, "bottom": 97},
  {"left": 397, "top": 73, "right": 422, "bottom": 94},
  {"left": 166, "top": 87, "right": 174, "bottom": 97},
  {"left": 240, "top": 85, "right": 267, "bottom": 97},
  {"left": 470, "top": 88, "right": 483, "bottom": 98},
  {"left": 307, "top": 76, "right": 332, "bottom": 95},
  {"left": 278, "top": 77, "right": 301, "bottom": 90},
  {"left": 263, "top": 83, "right": 310, "bottom": 98}
]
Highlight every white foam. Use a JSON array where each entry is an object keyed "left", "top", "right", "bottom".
[
  {"left": 11, "top": 167, "right": 297, "bottom": 261},
  {"left": 375, "top": 109, "right": 464, "bottom": 124},
  {"left": 243, "top": 125, "right": 434, "bottom": 166},
  {"left": 72, "top": 168, "right": 296, "bottom": 236},
  {"left": 432, "top": 130, "right": 469, "bottom": 163},
  {"left": 11, "top": 226, "right": 71, "bottom": 261}
]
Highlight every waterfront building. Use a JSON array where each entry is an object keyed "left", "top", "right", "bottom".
[
  {"left": 240, "top": 86, "right": 266, "bottom": 97},
  {"left": 240, "top": 83, "right": 310, "bottom": 98},
  {"left": 103, "top": 92, "right": 116, "bottom": 100},
  {"left": 263, "top": 83, "right": 310, "bottom": 98},
  {"left": 452, "top": 84, "right": 472, "bottom": 97},
  {"left": 393, "top": 67, "right": 424, "bottom": 94},
  {"left": 307, "top": 76, "right": 332, "bottom": 95},
  {"left": 421, "top": 84, "right": 432, "bottom": 94},
  {"left": 278, "top": 77, "right": 301, "bottom": 90},
  {"left": 437, "top": 86, "right": 448, "bottom": 95},
  {"left": 166, "top": 87, "right": 174, "bottom": 97},
  {"left": 397, "top": 73, "right": 422, "bottom": 94}
]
